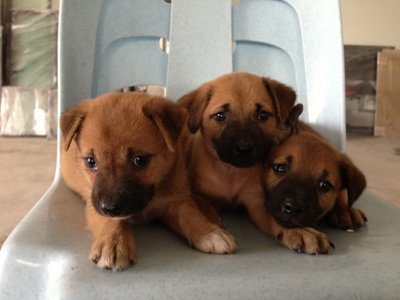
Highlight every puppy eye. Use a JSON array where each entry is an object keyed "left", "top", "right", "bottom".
[
  {"left": 85, "top": 156, "right": 98, "bottom": 172},
  {"left": 213, "top": 111, "right": 227, "bottom": 122},
  {"left": 257, "top": 110, "right": 272, "bottom": 122},
  {"left": 273, "top": 163, "right": 289, "bottom": 176},
  {"left": 132, "top": 155, "right": 151, "bottom": 169},
  {"left": 319, "top": 180, "right": 332, "bottom": 193}
]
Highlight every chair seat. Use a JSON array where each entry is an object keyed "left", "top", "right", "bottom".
[
  {"left": 1, "top": 179, "right": 399, "bottom": 299},
  {"left": 1, "top": 0, "right": 399, "bottom": 298}
]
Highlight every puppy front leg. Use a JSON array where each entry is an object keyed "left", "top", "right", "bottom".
[
  {"left": 86, "top": 203, "right": 137, "bottom": 271},
  {"left": 326, "top": 189, "right": 368, "bottom": 230},
  {"left": 247, "top": 203, "right": 333, "bottom": 254},
  {"left": 192, "top": 193, "right": 223, "bottom": 225},
  {"left": 160, "top": 199, "right": 237, "bottom": 254}
]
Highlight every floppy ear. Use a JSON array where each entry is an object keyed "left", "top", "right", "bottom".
[
  {"left": 284, "top": 103, "right": 303, "bottom": 134},
  {"left": 325, "top": 155, "right": 367, "bottom": 230},
  {"left": 143, "top": 99, "right": 187, "bottom": 152},
  {"left": 262, "top": 78, "right": 297, "bottom": 125},
  {"left": 60, "top": 104, "right": 87, "bottom": 151},
  {"left": 177, "top": 84, "right": 212, "bottom": 133},
  {"left": 339, "top": 154, "right": 367, "bottom": 208}
]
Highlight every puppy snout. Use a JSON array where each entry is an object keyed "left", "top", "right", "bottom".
[
  {"left": 92, "top": 177, "right": 155, "bottom": 218},
  {"left": 281, "top": 199, "right": 300, "bottom": 215},
  {"left": 235, "top": 142, "right": 255, "bottom": 156},
  {"left": 99, "top": 201, "right": 123, "bottom": 216}
]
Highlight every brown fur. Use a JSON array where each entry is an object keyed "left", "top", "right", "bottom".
[
  {"left": 60, "top": 92, "right": 236, "bottom": 271},
  {"left": 263, "top": 123, "right": 367, "bottom": 240},
  {"left": 179, "top": 72, "right": 333, "bottom": 254}
]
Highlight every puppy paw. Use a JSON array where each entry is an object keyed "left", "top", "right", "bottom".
[
  {"left": 327, "top": 207, "right": 368, "bottom": 230},
  {"left": 349, "top": 208, "right": 368, "bottom": 229},
  {"left": 89, "top": 231, "right": 137, "bottom": 271},
  {"left": 193, "top": 228, "right": 237, "bottom": 254},
  {"left": 278, "top": 227, "right": 333, "bottom": 255}
]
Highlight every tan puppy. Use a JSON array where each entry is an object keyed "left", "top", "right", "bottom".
[
  {"left": 60, "top": 92, "right": 236, "bottom": 271},
  {"left": 179, "top": 72, "right": 333, "bottom": 254},
  {"left": 263, "top": 123, "right": 367, "bottom": 235}
]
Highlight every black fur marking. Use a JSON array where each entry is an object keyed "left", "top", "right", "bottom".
[
  {"left": 91, "top": 176, "right": 155, "bottom": 217},
  {"left": 264, "top": 175, "right": 322, "bottom": 228},
  {"left": 212, "top": 120, "right": 270, "bottom": 168}
]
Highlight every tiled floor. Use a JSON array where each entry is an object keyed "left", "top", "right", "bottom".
[
  {"left": 0, "top": 135, "right": 399, "bottom": 247},
  {"left": 0, "top": 137, "right": 56, "bottom": 246},
  {"left": 346, "top": 135, "right": 400, "bottom": 208}
]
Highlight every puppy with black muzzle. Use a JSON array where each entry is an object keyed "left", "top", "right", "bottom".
[
  {"left": 61, "top": 92, "right": 236, "bottom": 271},
  {"left": 263, "top": 122, "right": 367, "bottom": 248},
  {"left": 179, "top": 72, "right": 333, "bottom": 254}
]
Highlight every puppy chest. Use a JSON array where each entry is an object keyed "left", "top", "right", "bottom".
[{"left": 195, "top": 171, "right": 248, "bottom": 203}]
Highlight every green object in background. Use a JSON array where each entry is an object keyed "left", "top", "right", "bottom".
[
  {"left": 7, "top": 9, "right": 58, "bottom": 88},
  {"left": 9, "top": 0, "right": 51, "bottom": 10}
]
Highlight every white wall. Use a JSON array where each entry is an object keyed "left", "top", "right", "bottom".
[{"left": 340, "top": 0, "right": 400, "bottom": 48}]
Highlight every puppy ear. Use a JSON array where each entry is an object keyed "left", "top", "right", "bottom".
[
  {"left": 262, "top": 78, "right": 297, "bottom": 125},
  {"left": 284, "top": 103, "right": 303, "bottom": 134},
  {"left": 178, "top": 84, "right": 212, "bottom": 133},
  {"left": 143, "top": 99, "right": 187, "bottom": 152},
  {"left": 339, "top": 154, "right": 367, "bottom": 207},
  {"left": 60, "top": 105, "right": 86, "bottom": 151}
]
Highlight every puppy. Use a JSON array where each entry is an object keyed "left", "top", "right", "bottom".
[
  {"left": 179, "top": 72, "right": 333, "bottom": 254},
  {"left": 263, "top": 122, "right": 367, "bottom": 236},
  {"left": 60, "top": 92, "right": 236, "bottom": 271}
]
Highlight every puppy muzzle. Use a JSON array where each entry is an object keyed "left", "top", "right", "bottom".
[
  {"left": 213, "top": 121, "right": 269, "bottom": 168},
  {"left": 91, "top": 179, "right": 155, "bottom": 218},
  {"left": 264, "top": 176, "right": 322, "bottom": 228}
]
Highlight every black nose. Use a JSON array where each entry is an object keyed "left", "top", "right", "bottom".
[
  {"left": 100, "top": 201, "right": 123, "bottom": 216},
  {"left": 281, "top": 199, "right": 299, "bottom": 215},
  {"left": 235, "top": 143, "right": 254, "bottom": 156}
]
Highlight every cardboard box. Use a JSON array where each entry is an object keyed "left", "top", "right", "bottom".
[
  {"left": 344, "top": 45, "right": 394, "bottom": 135},
  {"left": 375, "top": 50, "right": 400, "bottom": 137}
]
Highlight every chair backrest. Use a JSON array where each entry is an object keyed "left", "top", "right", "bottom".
[
  {"left": 58, "top": 0, "right": 345, "bottom": 149},
  {"left": 0, "top": 2, "right": 352, "bottom": 298},
  {"left": 232, "top": 0, "right": 345, "bottom": 148},
  {"left": 58, "top": 0, "right": 170, "bottom": 110}
]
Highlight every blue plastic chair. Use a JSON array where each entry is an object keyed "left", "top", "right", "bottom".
[{"left": 1, "top": 0, "right": 399, "bottom": 299}]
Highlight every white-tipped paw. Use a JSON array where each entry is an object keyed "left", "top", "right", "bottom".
[
  {"left": 89, "top": 231, "right": 137, "bottom": 271},
  {"left": 278, "top": 227, "right": 334, "bottom": 255},
  {"left": 193, "top": 228, "right": 237, "bottom": 254}
]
